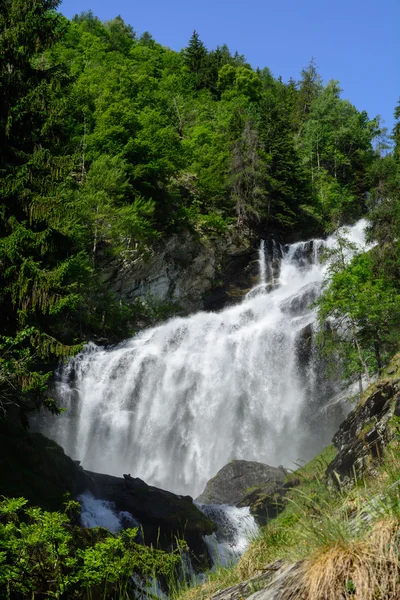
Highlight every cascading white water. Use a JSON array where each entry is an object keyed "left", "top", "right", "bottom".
[
  {"left": 43, "top": 221, "right": 368, "bottom": 498},
  {"left": 259, "top": 240, "right": 267, "bottom": 286},
  {"left": 78, "top": 491, "right": 139, "bottom": 533},
  {"left": 199, "top": 505, "right": 259, "bottom": 567}
]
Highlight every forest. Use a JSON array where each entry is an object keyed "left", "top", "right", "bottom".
[{"left": 1, "top": 0, "right": 400, "bottom": 597}]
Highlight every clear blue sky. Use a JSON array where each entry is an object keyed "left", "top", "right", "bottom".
[{"left": 59, "top": 0, "right": 399, "bottom": 135}]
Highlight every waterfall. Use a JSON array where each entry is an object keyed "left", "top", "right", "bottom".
[
  {"left": 42, "top": 220, "right": 368, "bottom": 498},
  {"left": 259, "top": 240, "right": 267, "bottom": 286}
]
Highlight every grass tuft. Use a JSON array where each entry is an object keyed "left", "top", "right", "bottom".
[{"left": 292, "top": 518, "right": 400, "bottom": 600}]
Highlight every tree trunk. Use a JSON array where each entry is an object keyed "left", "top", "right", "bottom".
[
  {"left": 92, "top": 205, "right": 99, "bottom": 267},
  {"left": 374, "top": 339, "right": 382, "bottom": 376},
  {"left": 351, "top": 322, "right": 371, "bottom": 386}
]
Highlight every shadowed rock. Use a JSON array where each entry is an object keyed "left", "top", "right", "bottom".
[{"left": 85, "top": 471, "right": 216, "bottom": 568}]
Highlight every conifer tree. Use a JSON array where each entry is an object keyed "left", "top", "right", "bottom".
[
  {"left": 0, "top": 0, "right": 87, "bottom": 418},
  {"left": 297, "top": 58, "right": 323, "bottom": 122},
  {"left": 184, "top": 30, "right": 207, "bottom": 74},
  {"left": 183, "top": 30, "right": 208, "bottom": 89}
]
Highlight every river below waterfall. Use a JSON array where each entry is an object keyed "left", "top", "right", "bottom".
[{"left": 40, "top": 221, "right": 367, "bottom": 498}]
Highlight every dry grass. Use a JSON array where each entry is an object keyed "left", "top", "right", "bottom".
[{"left": 286, "top": 519, "right": 400, "bottom": 600}]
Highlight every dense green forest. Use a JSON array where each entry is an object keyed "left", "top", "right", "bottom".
[
  {"left": 1, "top": 1, "right": 400, "bottom": 597},
  {"left": 1, "top": 0, "right": 399, "bottom": 421}
]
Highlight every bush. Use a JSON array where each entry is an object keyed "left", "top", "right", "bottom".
[{"left": 0, "top": 497, "right": 184, "bottom": 599}]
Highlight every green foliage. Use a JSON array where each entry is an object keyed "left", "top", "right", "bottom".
[
  {"left": 0, "top": 328, "right": 58, "bottom": 419},
  {"left": 0, "top": 496, "right": 183, "bottom": 599},
  {"left": 315, "top": 98, "right": 400, "bottom": 386},
  {"left": 317, "top": 231, "right": 400, "bottom": 387}
]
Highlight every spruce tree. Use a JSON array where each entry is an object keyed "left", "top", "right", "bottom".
[
  {"left": 297, "top": 58, "right": 323, "bottom": 122},
  {"left": 0, "top": 0, "right": 87, "bottom": 419},
  {"left": 183, "top": 30, "right": 208, "bottom": 89},
  {"left": 184, "top": 30, "right": 207, "bottom": 74}
]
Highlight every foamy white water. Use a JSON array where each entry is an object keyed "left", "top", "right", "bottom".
[
  {"left": 259, "top": 240, "right": 267, "bottom": 286},
  {"left": 79, "top": 491, "right": 139, "bottom": 533},
  {"left": 199, "top": 505, "right": 259, "bottom": 567},
  {"left": 43, "top": 220, "right": 367, "bottom": 497}
]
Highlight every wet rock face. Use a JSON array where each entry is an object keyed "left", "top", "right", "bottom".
[
  {"left": 203, "top": 248, "right": 257, "bottom": 311},
  {"left": 196, "top": 460, "right": 295, "bottom": 525},
  {"left": 279, "top": 282, "right": 319, "bottom": 317},
  {"left": 101, "top": 230, "right": 255, "bottom": 315}
]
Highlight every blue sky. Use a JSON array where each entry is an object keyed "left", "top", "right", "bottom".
[{"left": 59, "top": 0, "right": 399, "bottom": 135}]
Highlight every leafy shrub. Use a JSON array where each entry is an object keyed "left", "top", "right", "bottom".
[{"left": 0, "top": 497, "right": 184, "bottom": 599}]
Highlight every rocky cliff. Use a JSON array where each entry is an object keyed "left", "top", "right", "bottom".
[
  {"left": 100, "top": 229, "right": 260, "bottom": 314},
  {"left": 326, "top": 354, "right": 400, "bottom": 485}
]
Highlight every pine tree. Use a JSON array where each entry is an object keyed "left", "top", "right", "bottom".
[
  {"left": 0, "top": 0, "right": 87, "bottom": 419},
  {"left": 183, "top": 30, "right": 207, "bottom": 89},
  {"left": 297, "top": 58, "right": 323, "bottom": 122}
]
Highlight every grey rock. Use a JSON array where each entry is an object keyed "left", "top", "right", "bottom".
[
  {"left": 247, "top": 561, "right": 303, "bottom": 600},
  {"left": 196, "top": 460, "right": 295, "bottom": 525},
  {"left": 196, "top": 460, "right": 286, "bottom": 506},
  {"left": 326, "top": 380, "right": 399, "bottom": 484},
  {"left": 210, "top": 560, "right": 303, "bottom": 600}
]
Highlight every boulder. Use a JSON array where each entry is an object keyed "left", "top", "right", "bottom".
[{"left": 196, "top": 460, "right": 292, "bottom": 525}]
